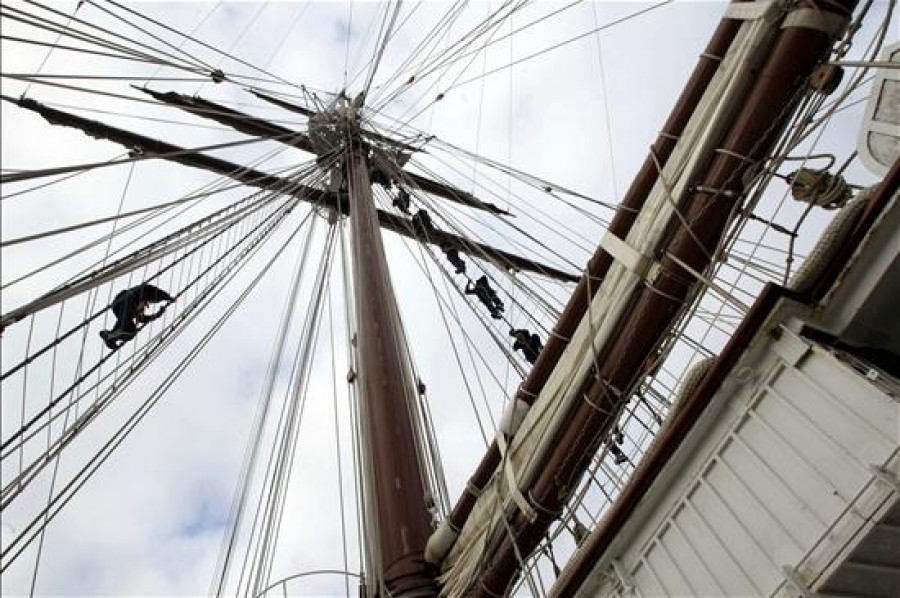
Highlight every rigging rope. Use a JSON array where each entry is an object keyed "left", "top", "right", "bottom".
[
  {"left": 210, "top": 215, "right": 320, "bottom": 596},
  {"left": 1, "top": 209, "right": 311, "bottom": 574},
  {"left": 0, "top": 198, "right": 305, "bottom": 491}
]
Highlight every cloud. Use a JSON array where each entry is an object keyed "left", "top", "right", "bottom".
[{"left": 2, "top": 1, "right": 893, "bottom": 595}]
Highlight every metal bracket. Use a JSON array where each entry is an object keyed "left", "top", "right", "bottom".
[
  {"left": 869, "top": 465, "right": 900, "bottom": 494},
  {"left": 782, "top": 566, "right": 818, "bottom": 598}
]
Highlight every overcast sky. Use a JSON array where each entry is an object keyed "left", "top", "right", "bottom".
[{"left": 1, "top": 1, "right": 896, "bottom": 596}]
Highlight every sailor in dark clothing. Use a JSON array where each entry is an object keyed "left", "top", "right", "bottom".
[
  {"left": 444, "top": 247, "right": 466, "bottom": 275},
  {"left": 99, "top": 283, "right": 174, "bottom": 350},
  {"left": 393, "top": 187, "right": 411, "bottom": 215},
  {"left": 490, "top": 290, "right": 504, "bottom": 314},
  {"left": 465, "top": 275, "right": 503, "bottom": 319},
  {"left": 510, "top": 328, "right": 543, "bottom": 364},
  {"left": 607, "top": 426, "right": 628, "bottom": 465},
  {"left": 411, "top": 209, "right": 434, "bottom": 237},
  {"left": 370, "top": 168, "right": 391, "bottom": 188}
]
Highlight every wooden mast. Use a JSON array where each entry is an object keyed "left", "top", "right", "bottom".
[{"left": 343, "top": 107, "right": 438, "bottom": 597}]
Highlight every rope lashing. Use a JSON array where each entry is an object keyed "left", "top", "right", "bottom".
[{"left": 788, "top": 167, "right": 852, "bottom": 209}]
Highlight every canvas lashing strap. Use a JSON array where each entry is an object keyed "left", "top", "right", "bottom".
[
  {"left": 782, "top": 8, "right": 849, "bottom": 37},
  {"left": 495, "top": 431, "right": 538, "bottom": 523},
  {"left": 723, "top": 0, "right": 781, "bottom": 21},
  {"left": 599, "top": 231, "right": 657, "bottom": 279}
]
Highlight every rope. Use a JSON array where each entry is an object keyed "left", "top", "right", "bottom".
[
  {"left": 0, "top": 200, "right": 304, "bottom": 492},
  {"left": 20, "top": 0, "right": 82, "bottom": 97},
  {"left": 788, "top": 167, "right": 852, "bottom": 209},
  {"left": 1, "top": 210, "right": 309, "bottom": 573},
  {"left": 445, "top": 1, "right": 674, "bottom": 92},
  {"left": 210, "top": 215, "right": 319, "bottom": 596}
]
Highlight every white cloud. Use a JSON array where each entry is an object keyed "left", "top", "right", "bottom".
[{"left": 1, "top": 1, "right": 894, "bottom": 595}]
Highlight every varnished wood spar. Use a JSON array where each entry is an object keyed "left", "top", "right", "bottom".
[
  {"left": 473, "top": 1, "right": 858, "bottom": 595},
  {"left": 4, "top": 97, "right": 575, "bottom": 286},
  {"left": 345, "top": 137, "right": 438, "bottom": 596},
  {"left": 136, "top": 88, "right": 508, "bottom": 216},
  {"left": 439, "top": 4, "right": 748, "bottom": 547}
]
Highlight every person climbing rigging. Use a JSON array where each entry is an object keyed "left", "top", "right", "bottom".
[
  {"left": 510, "top": 328, "right": 543, "bottom": 364},
  {"left": 465, "top": 275, "right": 503, "bottom": 319},
  {"left": 607, "top": 425, "right": 628, "bottom": 465},
  {"left": 489, "top": 288, "right": 505, "bottom": 314},
  {"left": 370, "top": 167, "right": 391, "bottom": 188},
  {"left": 99, "top": 283, "right": 174, "bottom": 350},
  {"left": 444, "top": 247, "right": 466, "bottom": 274},
  {"left": 393, "top": 187, "right": 411, "bottom": 215},
  {"left": 411, "top": 208, "right": 434, "bottom": 237}
]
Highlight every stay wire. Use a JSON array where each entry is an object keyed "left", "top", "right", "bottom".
[
  {"left": 81, "top": 0, "right": 219, "bottom": 74},
  {"left": 346, "top": 0, "right": 426, "bottom": 93},
  {"left": 361, "top": 0, "right": 466, "bottom": 104},
  {"left": 1, "top": 198, "right": 309, "bottom": 517},
  {"left": 326, "top": 279, "right": 353, "bottom": 598},
  {"left": 25, "top": 159, "right": 135, "bottom": 597},
  {"left": 20, "top": 0, "right": 83, "bottom": 97},
  {"left": 24, "top": 0, "right": 213, "bottom": 71},
  {"left": 446, "top": 0, "right": 674, "bottom": 92},
  {"left": 198, "top": 2, "right": 270, "bottom": 95},
  {"left": 0, "top": 198, "right": 301, "bottom": 493},
  {"left": 343, "top": 0, "right": 354, "bottom": 89},
  {"left": 375, "top": 0, "right": 524, "bottom": 124},
  {"left": 101, "top": 0, "right": 310, "bottom": 94},
  {"left": 0, "top": 8, "right": 194, "bottom": 75},
  {"left": 235, "top": 225, "right": 335, "bottom": 596},
  {"left": 362, "top": 1, "right": 403, "bottom": 98},
  {"left": 414, "top": 0, "right": 585, "bottom": 84},
  {"left": 142, "top": 1, "right": 222, "bottom": 86},
  {"left": 209, "top": 214, "right": 320, "bottom": 597},
  {"left": 0, "top": 209, "right": 309, "bottom": 573},
  {"left": 6, "top": 2, "right": 210, "bottom": 75},
  {"left": 1, "top": 34, "right": 193, "bottom": 70},
  {"left": 255, "top": 227, "right": 338, "bottom": 596},
  {"left": 371, "top": 0, "right": 523, "bottom": 112}
]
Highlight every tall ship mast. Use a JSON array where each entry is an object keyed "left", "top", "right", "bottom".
[{"left": 1, "top": 1, "right": 898, "bottom": 596}]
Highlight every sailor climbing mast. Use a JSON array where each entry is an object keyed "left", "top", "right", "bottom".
[{"left": 341, "top": 97, "right": 439, "bottom": 597}]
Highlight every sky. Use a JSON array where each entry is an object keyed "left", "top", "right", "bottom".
[{"left": 1, "top": 1, "right": 896, "bottom": 596}]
